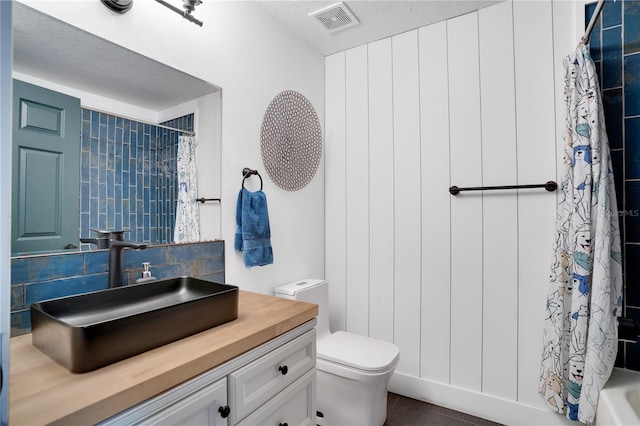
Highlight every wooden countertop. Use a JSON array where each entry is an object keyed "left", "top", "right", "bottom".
[{"left": 9, "top": 290, "right": 317, "bottom": 426}]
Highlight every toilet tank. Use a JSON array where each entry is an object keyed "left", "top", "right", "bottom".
[{"left": 275, "top": 279, "right": 330, "bottom": 339}]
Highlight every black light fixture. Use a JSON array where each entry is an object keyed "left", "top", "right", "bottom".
[
  {"left": 155, "top": 0, "right": 204, "bottom": 27},
  {"left": 101, "top": 0, "right": 204, "bottom": 26},
  {"left": 182, "top": 0, "right": 202, "bottom": 14},
  {"left": 101, "top": 0, "right": 133, "bottom": 13}
]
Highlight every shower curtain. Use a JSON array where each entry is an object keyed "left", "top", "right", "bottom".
[
  {"left": 174, "top": 135, "right": 200, "bottom": 243},
  {"left": 539, "top": 45, "right": 622, "bottom": 424}
]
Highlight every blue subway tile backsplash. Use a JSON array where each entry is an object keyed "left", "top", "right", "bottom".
[
  {"left": 589, "top": 0, "right": 640, "bottom": 371},
  {"left": 10, "top": 241, "right": 225, "bottom": 336}
]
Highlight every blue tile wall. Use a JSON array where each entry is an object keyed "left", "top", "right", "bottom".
[
  {"left": 588, "top": 0, "right": 640, "bottom": 371},
  {"left": 79, "top": 110, "right": 194, "bottom": 247},
  {"left": 10, "top": 241, "right": 225, "bottom": 336}
]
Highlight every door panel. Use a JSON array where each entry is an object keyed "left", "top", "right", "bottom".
[{"left": 12, "top": 80, "right": 80, "bottom": 255}]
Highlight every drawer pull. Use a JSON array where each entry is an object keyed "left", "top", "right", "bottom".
[
  {"left": 279, "top": 423, "right": 288, "bottom": 426},
  {"left": 218, "top": 405, "right": 231, "bottom": 418},
  {"left": 278, "top": 365, "right": 288, "bottom": 375}
]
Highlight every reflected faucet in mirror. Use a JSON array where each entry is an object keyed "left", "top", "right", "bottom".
[
  {"left": 109, "top": 239, "right": 148, "bottom": 288},
  {"left": 80, "top": 229, "right": 127, "bottom": 250}
]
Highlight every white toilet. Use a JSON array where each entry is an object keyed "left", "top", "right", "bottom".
[{"left": 275, "top": 279, "right": 400, "bottom": 426}]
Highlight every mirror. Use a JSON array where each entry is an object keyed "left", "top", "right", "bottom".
[{"left": 11, "top": 2, "right": 221, "bottom": 256}]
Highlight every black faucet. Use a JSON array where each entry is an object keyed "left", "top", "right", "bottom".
[
  {"left": 80, "top": 237, "right": 109, "bottom": 249},
  {"left": 108, "top": 240, "right": 147, "bottom": 288}
]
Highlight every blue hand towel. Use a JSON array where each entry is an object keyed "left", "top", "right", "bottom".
[{"left": 235, "top": 187, "right": 273, "bottom": 267}]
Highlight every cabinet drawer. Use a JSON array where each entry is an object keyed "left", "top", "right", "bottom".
[
  {"left": 229, "top": 329, "right": 315, "bottom": 423},
  {"left": 135, "top": 377, "right": 227, "bottom": 426},
  {"left": 237, "top": 369, "right": 315, "bottom": 426}
]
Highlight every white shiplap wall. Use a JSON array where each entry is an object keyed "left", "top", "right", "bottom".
[{"left": 324, "top": 1, "right": 577, "bottom": 424}]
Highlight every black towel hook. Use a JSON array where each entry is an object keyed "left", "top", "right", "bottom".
[{"left": 242, "top": 167, "right": 263, "bottom": 190}]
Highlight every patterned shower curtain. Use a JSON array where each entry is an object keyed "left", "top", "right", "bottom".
[
  {"left": 174, "top": 135, "right": 200, "bottom": 243},
  {"left": 539, "top": 45, "right": 623, "bottom": 424}
]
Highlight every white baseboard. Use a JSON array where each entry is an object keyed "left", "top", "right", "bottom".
[{"left": 388, "top": 372, "right": 575, "bottom": 426}]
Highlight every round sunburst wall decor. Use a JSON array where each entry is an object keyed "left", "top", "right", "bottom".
[{"left": 260, "top": 90, "right": 322, "bottom": 191}]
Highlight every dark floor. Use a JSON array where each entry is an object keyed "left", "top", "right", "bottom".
[{"left": 384, "top": 393, "right": 504, "bottom": 426}]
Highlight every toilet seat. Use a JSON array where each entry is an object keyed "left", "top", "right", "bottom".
[{"left": 317, "top": 331, "right": 399, "bottom": 374}]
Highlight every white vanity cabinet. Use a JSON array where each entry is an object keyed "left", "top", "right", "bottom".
[{"left": 100, "top": 323, "right": 316, "bottom": 426}]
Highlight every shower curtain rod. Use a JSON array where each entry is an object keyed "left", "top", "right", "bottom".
[
  {"left": 582, "top": 0, "right": 606, "bottom": 45},
  {"left": 84, "top": 106, "right": 196, "bottom": 137}
]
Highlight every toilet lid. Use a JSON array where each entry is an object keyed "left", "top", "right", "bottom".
[{"left": 317, "top": 331, "right": 400, "bottom": 373}]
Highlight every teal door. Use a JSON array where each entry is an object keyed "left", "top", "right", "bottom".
[{"left": 12, "top": 80, "right": 81, "bottom": 255}]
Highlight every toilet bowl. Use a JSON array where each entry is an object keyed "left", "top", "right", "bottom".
[{"left": 275, "top": 279, "right": 400, "bottom": 426}]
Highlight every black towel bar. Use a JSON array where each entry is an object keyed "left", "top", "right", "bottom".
[
  {"left": 449, "top": 181, "right": 557, "bottom": 195},
  {"left": 196, "top": 197, "right": 221, "bottom": 203}
]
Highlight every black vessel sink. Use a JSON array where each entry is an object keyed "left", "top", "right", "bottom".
[{"left": 30, "top": 277, "right": 239, "bottom": 373}]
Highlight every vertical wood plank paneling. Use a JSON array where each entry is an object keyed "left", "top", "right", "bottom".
[
  {"left": 392, "top": 30, "right": 422, "bottom": 376},
  {"left": 324, "top": 52, "right": 347, "bottom": 333},
  {"left": 345, "top": 45, "right": 370, "bottom": 336},
  {"left": 513, "top": 0, "right": 558, "bottom": 407},
  {"left": 324, "top": 1, "right": 567, "bottom": 413},
  {"left": 448, "top": 11, "right": 483, "bottom": 392},
  {"left": 368, "top": 38, "right": 395, "bottom": 343},
  {"left": 418, "top": 21, "right": 451, "bottom": 384},
  {"left": 478, "top": 1, "right": 519, "bottom": 400}
]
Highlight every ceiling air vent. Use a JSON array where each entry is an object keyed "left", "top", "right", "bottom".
[{"left": 310, "top": 2, "right": 359, "bottom": 33}]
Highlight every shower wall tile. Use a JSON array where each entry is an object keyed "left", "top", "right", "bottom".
[
  {"left": 626, "top": 118, "right": 640, "bottom": 179},
  {"left": 625, "top": 54, "right": 640, "bottom": 116},
  {"left": 624, "top": 0, "right": 640, "bottom": 54},
  {"left": 80, "top": 110, "right": 193, "bottom": 247},
  {"left": 603, "top": 89, "right": 623, "bottom": 149},
  {"left": 602, "top": 26, "right": 622, "bottom": 89},
  {"left": 626, "top": 306, "right": 640, "bottom": 370},
  {"left": 602, "top": 0, "right": 622, "bottom": 28},
  {"left": 625, "top": 182, "right": 640, "bottom": 242},
  {"left": 626, "top": 245, "right": 640, "bottom": 308},
  {"left": 590, "top": 0, "right": 640, "bottom": 371}
]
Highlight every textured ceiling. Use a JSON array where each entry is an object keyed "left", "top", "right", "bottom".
[
  {"left": 12, "top": 2, "right": 219, "bottom": 112},
  {"left": 13, "top": 1, "right": 502, "bottom": 112},
  {"left": 257, "top": 0, "right": 503, "bottom": 56}
]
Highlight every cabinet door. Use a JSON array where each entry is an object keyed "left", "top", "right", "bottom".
[
  {"left": 229, "top": 329, "right": 315, "bottom": 424},
  {"left": 137, "top": 377, "right": 228, "bottom": 426},
  {"left": 237, "top": 369, "right": 316, "bottom": 426}
]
